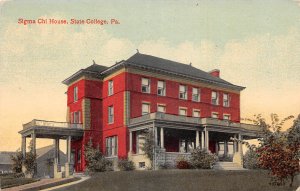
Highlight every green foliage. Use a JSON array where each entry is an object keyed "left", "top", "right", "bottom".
[
  {"left": 190, "top": 148, "right": 218, "bottom": 169},
  {"left": 84, "top": 140, "right": 112, "bottom": 172},
  {"left": 243, "top": 149, "right": 259, "bottom": 169},
  {"left": 140, "top": 128, "right": 155, "bottom": 163},
  {"left": 10, "top": 149, "right": 23, "bottom": 173},
  {"left": 118, "top": 158, "right": 135, "bottom": 171},
  {"left": 24, "top": 140, "right": 37, "bottom": 175}
]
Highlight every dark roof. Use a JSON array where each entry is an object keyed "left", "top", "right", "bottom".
[
  {"left": 84, "top": 64, "right": 108, "bottom": 73},
  {"left": 125, "top": 53, "right": 236, "bottom": 88}
]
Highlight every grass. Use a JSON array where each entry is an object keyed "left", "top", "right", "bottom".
[
  {"left": 0, "top": 173, "right": 38, "bottom": 189},
  {"left": 54, "top": 170, "right": 299, "bottom": 191}
]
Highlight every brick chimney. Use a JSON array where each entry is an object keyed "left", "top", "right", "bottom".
[{"left": 209, "top": 69, "right": 220, "bottom": 78}]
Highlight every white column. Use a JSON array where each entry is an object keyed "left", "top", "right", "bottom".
[
  {"left": 154, "top": 127, "right": 158, "bottom": 147},
  {"left": 201, "top": 131, "right": 205, "bottom": 149},
  {"left": 196, "top": 131, "right": 200, "bottom": 148},
  {"left": 233, "top": 134, "right": 237, "bottom": 153},
  {"left": 22, "top": 136, "right": 26, "bottom": 159},
  {"left": 67, "top": 136, "right": 71, "bottom": 163},
  {"left": 160, "top": 128, "right": 164, "bottom": 149},
  {"left": 205, "top": 128, "right": 209, "bottom": 151},
  {"left": 54, "top": 138, "right": 59, "bottom": 164},
  {"left": 31, "top": 132, "right": 36, "bottom": 156},
  {"left": 238, "top": 134, "right": 243, "bottom": 155},
  {"left": 129, "top": 131, "right": 133, "bottom": 152}
]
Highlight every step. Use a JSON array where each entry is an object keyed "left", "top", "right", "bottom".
[{"left": 213, "top": 162, "right": 246, "bottom": 170}]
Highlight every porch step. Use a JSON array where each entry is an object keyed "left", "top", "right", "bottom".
[
  {"left": 73, "top": 172, "right": 86, "bottom": 177},
  {"left": 213, "top": 162, "right": 246, "bottom": 170}
]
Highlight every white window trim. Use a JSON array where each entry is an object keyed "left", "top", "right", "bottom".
[
  {"left": 211, "top": 91, "right": 219, "bottom": 105},
  {"left": 192, "top": 88, "right": 200, "bottom": 102},
  {"left": 223, "top": 114, "right": 231, "bottom": 120},
  {"left": 223, "top": 93, "right": 230, "bottom": 107},
  {"left": 73, "top": 111, "right": 81, "bottom": 123},
  {"left": 157, "top": 80, "right": 166, "bottom": 96},
  {"left": 108, "top": 106, "right": 114, "bottom": 124},
  {"left": 211, "top": 112, "right": 219, "bottom": 119},
  {"left": 157, "top": 104, "right": 166, "bottom": 113},
  {"left": 179, "top": 107, "right": 187, "bottom": 116},
  {"left": 106, "top": 136, "right": 118, "bottom": 157},
  {"left": 74, "top": 86, "right": 78, "bottom": 102},
  {"left": 179, "top": 85, "right": 187, "bottom": 100},
  {"left": 141, "top": 78, "right": 150, "bottom": 93},
  {"left": 142, "top": 102, "right": 150, "bottom": 115},
  {"left": 108, "top": 80, "right": 114, "bottom": 96},
  {"left": 192, "top": 109, "right": 201, "bottom": 118}
]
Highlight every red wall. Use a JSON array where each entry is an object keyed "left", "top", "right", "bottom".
[{"left": 67, "top": 70, "right": 241, "bottom": 171}]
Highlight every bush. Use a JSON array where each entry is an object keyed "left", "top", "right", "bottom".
[
  {"left": 176, "top": 160, "right": 191, "bottom": 169},
  {"left": 190, "top": 148, "right": 217, "bottom": 169},
  {"left": 84, "top": 140, "right": 113, "bottom": 172},
  {"left": 118, "top": 159, "right": 135, "bottom": 171},
  {"left": 243, "top": 149, "right": 259, "bottom": 169}
]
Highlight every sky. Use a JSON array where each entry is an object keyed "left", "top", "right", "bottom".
[{"left": 0, "top": 0, "right": 300, "bottom": 151}]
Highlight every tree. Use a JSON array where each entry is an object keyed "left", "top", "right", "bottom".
[
  {"left": 140, "top": 128, "right": 155, "bottom": 168},
  {"left": 10, "top": 149, "right": 23, "bottom": 173},
  {"left": 243, "top": 114, "right": 299, "bottom": 187},
  {"left": 84, "top": 139, "right": 112, "bottom": 172},
  {"left": 24, "top": 140, "right": 37, "bottom": 176}
]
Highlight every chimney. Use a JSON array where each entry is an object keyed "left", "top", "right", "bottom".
[{"left": 209, "top": 69, "right": 220, "bottom": 78}]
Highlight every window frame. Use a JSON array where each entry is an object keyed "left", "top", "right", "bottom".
[
  {"left": 223, "top": 114, "right": 231, "bottom": 121},
  {"left": 142, "top": 102, "right": 150, "bottom": 115},
  {"left": 141, "top": 78, "right": 150, "bottom": 93},
  {"left": 108, "top": 106, "right": 114, "bottom": 124},
  {"left": 73, "top": 111, "right": 81, "bottom": 123},
  {"left": 223, "top": 93, "right": 230, "bottom": 107},
  {"left": 192, "top": 87, "right": 200, "bottom": 102},
  {"left": 179, "top": 107, "right": 187, "bottom": 116},
  {"left": 179, "top": 85, "right": 187, "bottom": 100},
  {"left": 211, "top": 91, "right": 219, "bottom": 105},
  {"left": 211, "top": 112, "right": 219, "bottom": 119},
  {"left": 157, "top": 104, "right": 166, "bottom": 113},
  {"left": 74, "top": 86, "right": 78, "bottom": 102},
  {"left": 193, "top": 109, "right": 201, "bottom": 118},
  {"left": 108, "top": 80, "right": 114, "bottom": 96},
  {"left": 105, "top": 136, "right": 118, "bottom": 157},
  {"left": 157, "top": 80, "right": 166, "bottom": 96}
]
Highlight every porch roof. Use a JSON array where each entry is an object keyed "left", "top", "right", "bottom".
[
  {"left": 19, "top": 119, "right": 84, "bottom": 139},
  {"left": 128, "top": 112, "right": 263, "bottom": 138}
]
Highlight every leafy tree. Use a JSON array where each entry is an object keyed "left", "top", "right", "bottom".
[
  {"left": 243, "top": 149, "right": 259, "bottom": 169},
  {"left": 242, "top": 114, "right": 299, "bottom": 187},
  {"left": 190, "top": 148, "right": 217, "bottom": 169},
  {"left": 10, "top": 149, "right": 23, "bottom": 173},
  {"left": 84, "top": 140, "right": 112, "bottom": 172},
  {"left": 24, "top": 140, "right": 37, "bottom": 175},
  {"left": 140, "top": 128, "right": 155, "bottom": 168}
]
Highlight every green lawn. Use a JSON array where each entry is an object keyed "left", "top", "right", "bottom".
[{"left": 54, "top": 170, "right": 299, "bottom": 191}]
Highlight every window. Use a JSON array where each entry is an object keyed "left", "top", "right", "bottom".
[
  {"left": 211, "top": 91, "right": 219, "bottom": 105},
  {"left": 179, "top": 108, "right": 187, "bottom": 116},
  {"left": 142, "top": 103, "right": 150, "bottom": 115},
  {"left": 179, "top": 85, "right": 187, "bottom": 99},
  {"left": 223, "top": 114, "right": 231, "bottom": 120},
  {"left": 108, "top": 80, "right": 113, "bottom": 96},
  {"left": 139, "top": 162, "right": 146, "bottom": 169},
  {"left": 212, "top": 112, "right": 219, "bottom": 119},
  {"left": 108, "top": 106, "right": 114, "bottom": 124},
  {"left": 223, "top": 93, "right": 230, "bottom": 107},
  {"left": 74, "top": 86, "right": 78, "bottom": 102},
  {"left": 141, "top": 78, "right": 150, "bottom": 93},
  {"left": 157, "top": 81, "right": 166, "bottom": 96},
  {"left": 73, "top": 111, "right": 81, "bottom": 123},
  {"left": 157, "top": 104, "right": 166, "bottom": 113},
  {"left": 192, "top": 88, "right": 200, "bottom": 102},
  {"left": 193, "top": 110, "right": 200, "bottom": 117},
  {"left": 106, "top": 136, "right": 118, "bottom": 157}
]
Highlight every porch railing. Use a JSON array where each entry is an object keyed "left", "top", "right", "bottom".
[{"left": 23, "top": 119, "right": 83, "bottom": 130}]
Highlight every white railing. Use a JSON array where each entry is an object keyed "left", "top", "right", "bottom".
[{"left": 23, "top": 119, "right": 83, "bottom": 130}]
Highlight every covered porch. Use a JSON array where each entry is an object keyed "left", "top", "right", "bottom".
[
  {"left": 18, "top": 119, "right": 83, "bottom": 178},
  {"left": 128, "top": 112, "right": 262, "bottom": 169}
]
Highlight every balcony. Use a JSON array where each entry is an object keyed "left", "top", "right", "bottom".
[{"left": 23, "top": 119, "right": 83, "bottom": 130}]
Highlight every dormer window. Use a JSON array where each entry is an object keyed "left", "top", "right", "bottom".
[
  {"left": 108, "top": 80, "right": 114, "bottom": 96},
  {"left": 141, "top": 78, "right": 150, "bottom": 93},
  {"left": 157, "top": 81, "right": 166, "bottom": 96},
  {"left": 223, "top": 93, "right": 230, "bottom": 107},
  {"left": 179, "top": 85, "right": 187, "bottom": 99},
  {"left": 211, "top": 91, "right": 219, "bottom": 105},
  {"left": 74, "top": 86, "right": 78, "bottom": 102},
  {"left": 192, "top": 88, "right": 200, "bottom": 102}
]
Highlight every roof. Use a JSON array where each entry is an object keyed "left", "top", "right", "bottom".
[
  {"left": 63, "top": 53, "right": 244, "bottom": 90},
  {"left": 124, "top": 53, "right": 242, "bottom": 89},
  {"left": 0, "top": 152, "right": 16, "bottom": 165},
  {"left": 36, "top": 145, "right": 55, "bottom": 158}
]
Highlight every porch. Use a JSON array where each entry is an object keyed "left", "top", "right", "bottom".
[
  {"left": 18, "top": 119, "right": 84, "bottom": 178},
  {"left": 128, "top": 112, "right": 262, "bottom": 169}
]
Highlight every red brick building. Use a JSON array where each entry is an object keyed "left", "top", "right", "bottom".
[{"left": 61, "top": 53, "right": 260, "bottom": 171}]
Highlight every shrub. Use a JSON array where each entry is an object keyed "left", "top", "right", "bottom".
[
  {"left": 243, "top": 149, "right": 259, "bottom": 169},
  {"left": 190, "top": 148, "right": 217, "bottom": 169},
  {"left": 118, "top": 159, "right": 135, "bottom": 171},
  {"left": 84, "top": 140, "right": 112, "bottom": 172},
  {"left": 176, "top": 160, "right": 191, "bottom": 169}
]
